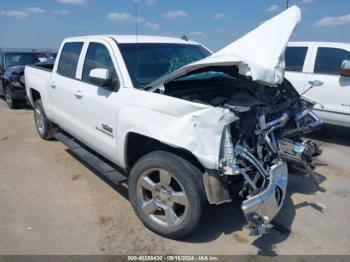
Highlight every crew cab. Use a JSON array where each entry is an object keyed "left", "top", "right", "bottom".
[
  {"left": 285, "top": 42, "right": 350, "bottom": 127},
  {"left": 25, "top": 6, "right": 321, "bottom": 238}
]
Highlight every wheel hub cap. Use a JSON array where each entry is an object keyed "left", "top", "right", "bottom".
[
  {"left": 136, "top": 168, "right": 188, "bottom": 228},
  {"left": 35, "top": 108, "right": 44, "bottom": 134}
]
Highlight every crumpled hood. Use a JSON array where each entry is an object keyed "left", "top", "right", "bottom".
[{"left": 148, "top": 6, "right": 301, "bottom": 88}]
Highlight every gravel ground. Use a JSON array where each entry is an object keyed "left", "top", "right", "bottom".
[{"left": 0, "top": 99, "right": 350, "bottom": 255}]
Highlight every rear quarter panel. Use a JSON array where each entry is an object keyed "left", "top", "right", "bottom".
[{"left": 25, "top": 66, "right": 53, "bottom": 117}]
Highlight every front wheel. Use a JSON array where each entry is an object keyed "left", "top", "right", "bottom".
[
  {"left": 128, "top": 151, "right": 207, "bottom": 239},
  {"left": 34, "top": 99, "right": 57, "bottom": 140},
  {"left": 4, "top": 86, "right": 20, "bottom": 109}
]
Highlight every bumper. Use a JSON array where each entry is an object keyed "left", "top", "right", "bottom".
[{"left": 241, "top": 161, "right": 288, "bottom": 235}]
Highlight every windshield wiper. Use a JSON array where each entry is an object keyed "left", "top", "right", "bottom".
[{"left": 145, "top": 83, "right": 165, "bottom": 93}]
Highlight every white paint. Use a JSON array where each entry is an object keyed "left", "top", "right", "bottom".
[
  {"left": 25, "top": 6, "right": 302, "bottom": 170},
  {"left": 286, "top": 41, "right": 350, "bottom": 127}
]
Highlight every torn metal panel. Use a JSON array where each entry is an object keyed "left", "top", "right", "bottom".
[
  {"left": 242, "top": 161, "right": 288, "bottom": 235},
  {"left": 147, "top": 6, "right": 301, "bottom": 89},
  {"left": 118, "top": 89, "right": 238, "bottom": 170}
]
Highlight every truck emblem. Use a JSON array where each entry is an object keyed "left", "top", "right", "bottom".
[
  {"left": 95, "top": 124, "right": 113, "bottom": 138},
  {"left": 102, "top": 124, "right": 113, "bottom": 133}
]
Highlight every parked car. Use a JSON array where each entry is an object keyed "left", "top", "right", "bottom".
[
  {"left": 25, "top": 6, "right": 321, "bottom": 238},
  {"left": 0, "top": 49, "right": 44, "bottom": 108},
  {"left": 46, "top": 52, "right": 58, "bottom": 60},
  {"left": 37, "top": 51, "right": 58, "bottom": 62},
  {"left": 285, "top": 42, "right": 350, "bottom": 127}
]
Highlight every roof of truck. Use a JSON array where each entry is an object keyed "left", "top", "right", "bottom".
[{"left": 64, "top": 35, "right": 201, "bottom": 45}]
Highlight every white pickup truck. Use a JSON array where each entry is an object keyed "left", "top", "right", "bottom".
[
  {"left": 25, "top": 6, "right": 321, "bottom": 238},
  {"left": 286, "top": 42, "right": 350, "bottom": 127}
]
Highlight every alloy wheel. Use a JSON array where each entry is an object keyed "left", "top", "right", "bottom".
[
  {"left": 136, "top": 168, "right": 188, "bottom": 228},
  {"left": 34, "top": 107, "right": 45, "bottom": 135}
]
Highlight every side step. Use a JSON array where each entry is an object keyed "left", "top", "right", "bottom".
[{"left": 54, "top": 133, "right": 127, "bottom": 185}]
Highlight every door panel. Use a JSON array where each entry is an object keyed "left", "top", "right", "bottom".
[
  {"left": 284, "top": 46, "right": 309, "bottom": 94},
  {"left": 73, "top": 41, "right": 120, "bottom": 162},
  {"left": 305, "top": 47, "right": 350, "bottom": 125},
  {"left": 49, "top": 42, "right": 84, "bottom": 134},
  {"left": 285, "top": 71, "right": 307, "bottom": 94},
  {"left": 49, "top": 73, "right": 78, "bottom": 132},
  {"left": 74, "top": 82, "right": 118, "bottom": 162},
  {"left": 305, "top": 73, "right": 350, "bottom": 117}
]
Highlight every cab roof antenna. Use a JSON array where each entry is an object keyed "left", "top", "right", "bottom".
[
  {"left": 181, "top": 35, "right": 188, "bottom": 41},
  {"left": 134, "top": 1, "right": 140, "bottom": 88}
]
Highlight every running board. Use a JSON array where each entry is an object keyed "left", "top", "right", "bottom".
[{"left": 54, "top": 133, "right": 127, "bottom": 185}]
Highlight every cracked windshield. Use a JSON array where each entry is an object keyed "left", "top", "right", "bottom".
[{"left": 118, "top": 43, "right": 211, "bottom": 87}]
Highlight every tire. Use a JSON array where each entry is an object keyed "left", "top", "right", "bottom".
[
  {"left": 4, "top": 86, "right": 20, "bottom": 109},
  {"left": 33, "top": 99, "right": 57, "bottom": 140},
  {"left": 0, "top": 80, "right": 4, "bottom": 97},
  {"left": 128, "top": 150, "right": 207, "bottom": 239}
]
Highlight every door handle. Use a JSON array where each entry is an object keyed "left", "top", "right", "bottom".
[
  {"left": 74, "top": 90, "right": 83, "bottom": 99},
  {"left": 308, "top": 80, "right": 324, "bottom": 87},
  {"left": 50, "top": 81, "right": 56, "bottom": 88}
]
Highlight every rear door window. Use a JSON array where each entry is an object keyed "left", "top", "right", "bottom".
[
  {"left": 314, "top": 47, "right": 350, "bottom": 75},
  {"left": 285, "top": 46, "right": 308, "bottom": 72},
  {"left": 57, "top": 42, "right": 83, "bottom": 78}
]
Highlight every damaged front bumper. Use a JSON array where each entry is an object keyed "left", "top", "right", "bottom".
[
  {"left": 241, "top": 160, "right": 288, "bottom": 235},
  {"left": 218, "top": 126, "right": 289, "bottom": 235}
]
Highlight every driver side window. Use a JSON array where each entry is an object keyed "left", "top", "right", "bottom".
[
  {"left": 82, "top": 42, "right": 118, "bottom": 87},
  {"left": 314, "top": 47, "right": 350, "bottom": 75}
]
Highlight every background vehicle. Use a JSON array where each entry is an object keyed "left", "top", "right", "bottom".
[
  {"left": 46, "top": 52, "right": 58, "bottom": 60},
  {"left": 285, "top": 42, "right": 350, "bottom": 127},
  {"left": 25, "top": 7, "right": 320, "bottom": 238},
  {"left": 0, "top": 48, "right": 45, "bottom": 108}
]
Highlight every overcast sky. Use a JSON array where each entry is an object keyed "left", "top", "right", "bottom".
[{"left": 0, "top": 0, "right": 349, "bottom": 51}]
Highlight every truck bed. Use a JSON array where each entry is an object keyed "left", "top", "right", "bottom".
[
  {"left": 30, "top": 63, "right": 54, "bottom": 72},
  {"left": 25, "top": 64, "right": 52, "bottom": 107}
]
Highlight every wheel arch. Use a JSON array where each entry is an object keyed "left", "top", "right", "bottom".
[
  {"left": 124, "top": 132, "right": 205, "bottom": 174},
  {"left": 29, "top": 88, "right": 41, "bottom": 104}
]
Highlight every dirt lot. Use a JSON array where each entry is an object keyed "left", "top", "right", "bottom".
[{"left": 0, "top": 99, "right": 350, "bottom": 255}]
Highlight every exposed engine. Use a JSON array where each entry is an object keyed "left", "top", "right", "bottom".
[
  {"left": 164, "top": 69, "right": 322, "bottom": 235},
  {"left": 223, "top": 81, "right": 322, "bottom": 174}
]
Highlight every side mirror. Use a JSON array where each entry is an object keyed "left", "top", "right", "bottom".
[
  {"left": 340, "top": 60, "right": 350, "bottom": 77},
  {"left": 89, "top": 68, "right": 112, "bottom": 87}
]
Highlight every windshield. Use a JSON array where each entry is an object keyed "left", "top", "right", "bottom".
[
  {"left": 4, "top": 53, "right": 41, "bottom": 68},
  {"left": 118, "top": 43, "right": 211, "bottom": 87}
]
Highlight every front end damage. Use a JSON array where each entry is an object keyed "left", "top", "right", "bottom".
[
  {"left": 145, "top": 5, "right": 322, "bottom": 235},
  {"left": 242, "top": 160, "right": 288, "bottom": 235},
  {"left": 217, "top": 92, "right": 322, "bottom": 235}
]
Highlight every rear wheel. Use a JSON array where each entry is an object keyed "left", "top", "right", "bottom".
[
  {"left": 34, "top": 99, "right": 57, "bottom": 140},
  {"left": 4, "top": 86, "right": 19, "bottom": 109},
  {"left": 128, "top": 151, "right": 207, "bottom": 239}
]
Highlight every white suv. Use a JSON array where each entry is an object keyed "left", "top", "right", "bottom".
[{"left": 285, "top": 42, "right": 350, "bottom": 127}]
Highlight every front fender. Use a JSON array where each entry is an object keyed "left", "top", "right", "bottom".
[{"left": 116, "top": 90, "right": 238, "bottom": 170}]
